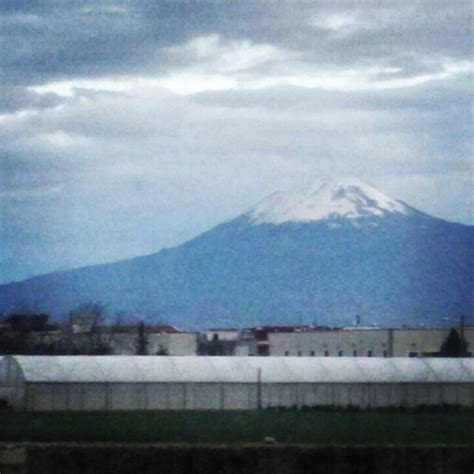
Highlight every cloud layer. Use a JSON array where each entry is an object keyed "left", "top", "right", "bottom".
[{"left": 1, "top": 0, "right": 472, "bottom": 283}]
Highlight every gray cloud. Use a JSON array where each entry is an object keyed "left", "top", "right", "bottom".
[
  {"left": 0, "top": 86, "right": 63, "bottom": 113},
  {"left": 0, "top": 0, "right": 472, "bottom": 283},
  {"left": 1, "top": 1, "right": 471, "bottom": 86}
]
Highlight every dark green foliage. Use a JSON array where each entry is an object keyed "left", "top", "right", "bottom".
[
  {"left": 0, "top": 331, "right": 27, "bottom": 354},
  {"left": 69, "top": 302, "right": 104, "bottom": 328},
  {"left": 440, "top": 328, "right": 469, "bottom": 357},
  {"left": 68, "top": 302, "right": 113, "bottom": 355},
  {"left": 0, "top": 410, "right": 473, "bottom": 444},
  {"left": 4, "top": 313, "right": 51, "bottom": 332},
  {"left": 0, "top": 312, "right": 54, "bottom": 354},
  {"left": 136, "top": 321, "right": 148, "bottom": 355},
  {"left": 87, "top": 341, "right": 114, "bottom": 355},
  {"left": 156, "top": 344, "right": 168, "bottom": 355}
]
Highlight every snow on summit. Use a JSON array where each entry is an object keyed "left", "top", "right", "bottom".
[{"left": 248, "top": 177, "right": 411, "bottom": 224}]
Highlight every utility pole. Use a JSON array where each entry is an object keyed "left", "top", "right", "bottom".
[
  {"left": 388, "top": 328, "right": 394, "bottom": 358},
  {"left": 257, "top": 368, "right": 262, "bottom": 410},
  {"left": 460, "top": 314, "right": 466, "bottom": 356}
]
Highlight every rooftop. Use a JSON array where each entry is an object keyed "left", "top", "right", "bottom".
[{"left": 4, "top": 356, "right": 473, "bottom": 384}]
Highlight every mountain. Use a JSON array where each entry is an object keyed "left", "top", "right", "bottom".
[
  {"left": 0, "top": 178, "right": 472, "bottom": 329},
  {"left": 249, "top": 177, "right": 413, "bottom": 224}
]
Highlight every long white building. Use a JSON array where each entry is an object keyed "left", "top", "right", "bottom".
[
  {"left": 1, "top": 355, "right": 473, "bottom": 411},
  {"left": 268, "top": 327, "right": 474, "bottom": 357}
]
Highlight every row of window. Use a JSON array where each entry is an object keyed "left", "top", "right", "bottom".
[{"left": 283, "top": 350, "right": 388, "bottom": 357}]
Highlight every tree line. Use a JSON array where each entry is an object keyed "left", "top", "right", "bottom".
[{"left": 0, "top": 302, "right": 168, "bottom": 356}]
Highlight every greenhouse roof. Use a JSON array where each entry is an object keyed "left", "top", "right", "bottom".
[{"left": 5, "top": 356, "right": 474, "bottom": 384}]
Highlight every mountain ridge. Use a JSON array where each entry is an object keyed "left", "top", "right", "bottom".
[{"left": 0, "top": 179, "right": 472, "bottom": 329}]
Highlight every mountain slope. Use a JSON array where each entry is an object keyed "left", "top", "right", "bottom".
[{"left": 0, "top": 179, "right": 472, "bottom": 328}]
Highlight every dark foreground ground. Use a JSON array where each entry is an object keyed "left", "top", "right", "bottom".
[
  {"left": 1, "top": 408, "right": 474, "bottom": 444},
  {"left": 1, "top": 442, "right": 474, "bottom": 474}
]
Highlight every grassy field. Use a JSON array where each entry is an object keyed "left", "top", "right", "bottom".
[{"left": 1, "top": 409, "right": 474, "bottom": 444}]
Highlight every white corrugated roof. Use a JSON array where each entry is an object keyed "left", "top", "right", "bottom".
[{"left": 6, "top": 356, "right": 474, "bottom": 384}]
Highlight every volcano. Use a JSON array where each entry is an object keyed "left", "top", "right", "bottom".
[{"left": 0, "top": 178, "right": 472, "bottom": 328}]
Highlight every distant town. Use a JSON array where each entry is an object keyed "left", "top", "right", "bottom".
[{"left": 1, "top": 305, "right": 471, "bottom": 358}]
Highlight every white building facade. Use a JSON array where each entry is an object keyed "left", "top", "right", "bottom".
[{"left": 268, "top": 327, "right": 474, "bottom": 358}]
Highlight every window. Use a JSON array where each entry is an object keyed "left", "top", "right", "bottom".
[
  {"left": 338, "top": 350, "right": 343, "bottom": 357},
  {"left": 212, "top": 333, "right": 219, "bottom": 341},
  {"left": 367, "top": 350, "right": 372, "bottom": 357},
  {"left": 310, "top": 350, "right": 315, "bottom": 356},
  {"left": 324, "top": 350, "right": 329, "bottom": 357},
  {"left": 284, "top": 350, "right": 289, "bottom": 356},
  {"left": 353, "top": 350, "right": 357, "bottom": 357}
]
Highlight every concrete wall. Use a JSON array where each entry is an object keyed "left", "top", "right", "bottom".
[
  {"left": 101, "top": 332, "right": 198, "bottom": 356},
  {"left": 269, "top": 330, "right": 389, "bottom": 357},
  {"left": 392, "top": 328, "right": 474, "bottom": 357},
  {"left": 20, "top": 327, "right": 474, "bottom": 358},
  {"left": 166, "top": 334, "right": 199, "bottom": 356},
  {"left": 269, "top": 328, "right": 474, "bottom": 358},
  {"left": 28, "top": 332, "right": 199, "bottom": 356},
  {"left": 21, "top": 381, "right": 474, "bottom": 411}
]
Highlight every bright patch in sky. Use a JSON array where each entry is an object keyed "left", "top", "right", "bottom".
[
  {"left": 1, "top": 1, "right": 472, "bottom": 283},
  {"left": 28, "top": 36, "right": 473, "bottom": 98},
  {"left": 312, "top": 12, "right": 362, "bottom": 33}
]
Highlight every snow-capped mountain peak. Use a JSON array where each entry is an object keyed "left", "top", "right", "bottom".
[{"left": 248, "top": 177, "right": 411, "bottom": 224}]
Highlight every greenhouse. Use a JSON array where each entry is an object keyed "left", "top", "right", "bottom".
[{"left": 1, "top": 355, "right": 473, "bottom": 411}]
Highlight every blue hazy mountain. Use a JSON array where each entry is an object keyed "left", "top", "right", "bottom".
[{"left": 0, "top": 178, "right": 472, "bottom": 329}]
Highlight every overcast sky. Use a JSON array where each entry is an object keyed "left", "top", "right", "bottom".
[{"left": 1, "top": 0, "right": 473, "bottom": 283}]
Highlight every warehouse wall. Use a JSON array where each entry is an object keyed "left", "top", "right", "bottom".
[
  {"left": 109, "top": 333, "right": 199, "bottom": 355},
  {"left": 269, "top": 330, "right": 390, "bottom": 357},
  {"left": 392, "top": 328, "right": 474, "bottom": 357},
  {"left": 269, "top": 328, "right": 474, "bottom": 357},
  {"left": 22, "top": 382, "right": 474, "bottom": 411},
  {"left": 27, "top": 332, "right": 199, "bottom": 355}
]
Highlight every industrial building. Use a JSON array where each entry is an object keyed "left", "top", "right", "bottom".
[
  {"left": 27, "top": 325, "right": 198, "bottom": 356},
  {"left": 1, "top": 355, "right": 473, "bottom": 411},
  {"left": 201, "top": 326, "right": 474, "bottom": 357},
  {"left": 268, "top": 327, "right": 474, "bottom": 358}
]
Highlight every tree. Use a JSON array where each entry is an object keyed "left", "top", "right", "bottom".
[
  {"left": 66, "top": 302, "right": 113, "bottom": 355},
  {"left": 0, "top": 328, "right": 28, "bottom": 354},
  {"left": 69, "top": 302, "right": 104, "bottom": 328},
  {"left": 0, "top": 312, "right": 53, "bottom": 354},
  {"left": 5, "top": 313, "right": 50, "bottom": 332},
  {"left": 440, "top": 328, "right": 469, "bottom": 357},
  {"left": 156, "top": 343, "right": 168, "bottom": 356},
  {"left": 136, "top": 321, "right": 148, "bottom": 355}
]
